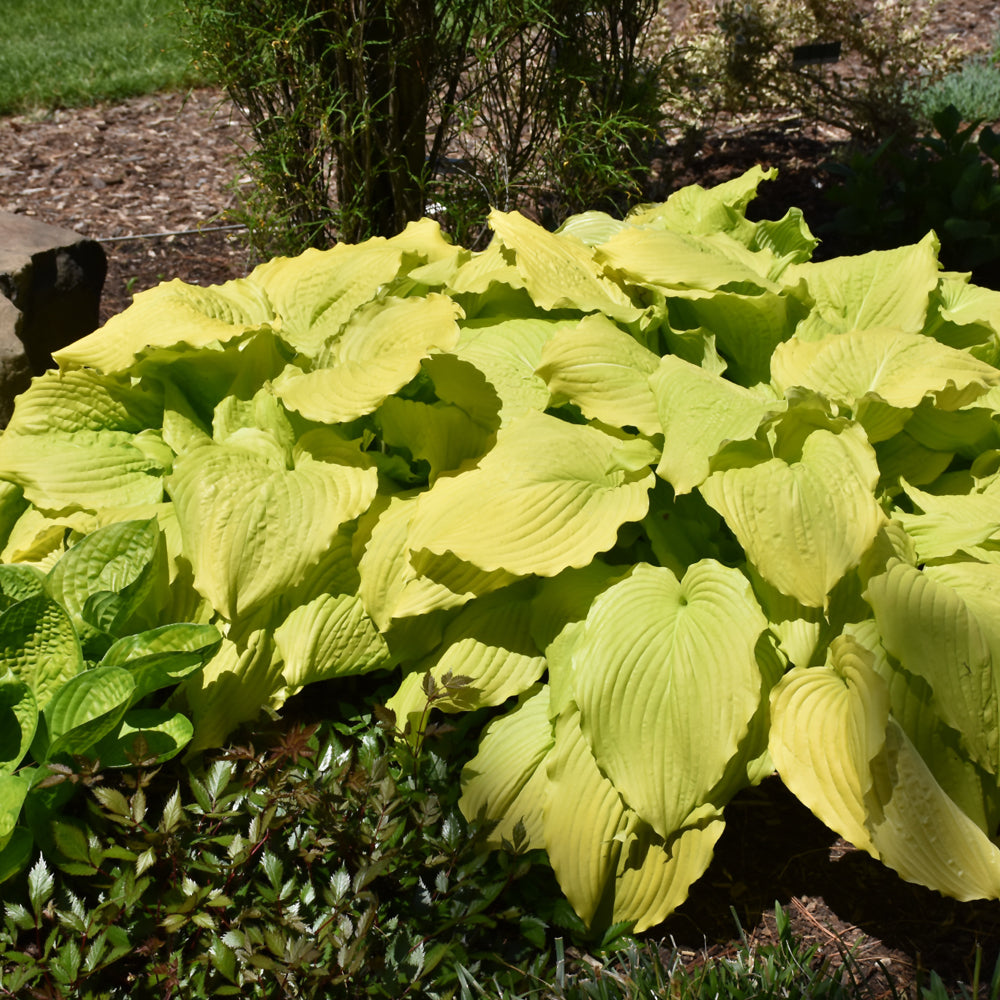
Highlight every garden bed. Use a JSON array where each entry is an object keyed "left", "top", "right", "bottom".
[{"left": 1, "top": 1, "right": 998, "bottom": 992}]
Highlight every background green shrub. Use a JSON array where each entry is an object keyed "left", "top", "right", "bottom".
[
  {"left": 673, "top": 0, "right": 961, "bottom": 142},
  {"left": 821, "top": 105, "right": 1000, "bottom": 288},
  {"left": 182, "top": 0, "right": 667, "bottom": 256},
  {"left": 911, "top": 51, "right": 1000, "bottom": 125}
]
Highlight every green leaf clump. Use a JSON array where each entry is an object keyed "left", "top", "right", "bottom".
[
  {"left": 0, "top": 710, "right": 567, "bottom": 998},
  {"left": 2, "top": 166, "right": 1000, "bottom": 929},
  {"left": 0, "top": 518, "right": 220, "bottom": 884}
]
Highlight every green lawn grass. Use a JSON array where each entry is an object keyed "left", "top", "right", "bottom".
[{"left": 0, "top": 0, "right": 208, "bottom": 115}]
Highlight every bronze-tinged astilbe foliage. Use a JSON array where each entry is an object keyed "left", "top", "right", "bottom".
[{"left": 0, "top": 709, "right": 572, "bottom": 998}]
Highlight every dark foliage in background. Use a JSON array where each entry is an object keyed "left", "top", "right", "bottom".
[
  {"left": 822, "top": 105, "right": 1000, "bottom": 288},
  {"left": 183, "top": 0, "right": 667, "bottom": 256}
]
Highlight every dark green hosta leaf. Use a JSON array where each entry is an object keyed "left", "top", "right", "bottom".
[
  {"left": 92, "top": 708, "right": 195, "bottom": 767},
  {"left": 46, "top": 518, "right": 166, "bottom": 647},
  {"left": 101, "top": 622, "right": 222, "bottom": 701},
  {"left": 0, "top": 773, "right": 29, "bottom": 846},
  {"left": 0, "top": 564, "right": 46, "bottom": 610},
  {"left": 40, "top": 666, "right": 135, "bottom": 761},
  {"left": 0, "top": 673, "right": 37, "bottom": 773},
  {"left": 0, "top": 825, "right": 31, "bottom": 883},
  {"left": 0, "top": 593, "right": 83, "bottom": 709}
]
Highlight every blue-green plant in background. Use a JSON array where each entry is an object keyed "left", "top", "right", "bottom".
[
  {"left": 1, "top": 169, "right": 1000, "bottom": 931},
  {"left": 911, "top": 29, "right": 1000, "bottom": 125}
]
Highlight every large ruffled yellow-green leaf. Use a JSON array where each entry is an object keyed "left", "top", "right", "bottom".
[
  {"left": 598, "top": 227, "right": 780, "bottom": 294},
  {"left": 275, "top": 294, "right": 463, "bottom": 423},
  {"left": 1, "top": 508, "right": 95, "bottom": 568},
  {"left": 927, "top": 274, "right": 1000, "bottom": 360},
  {"left": 459, "top": 684, "right": 554, "bottom": 848},
  {"left": 375, "top": 398, "right": 493, "bottom": 482},
  {"left": 556, "top": 210, "right": 628, "bottom": 245},
  {"left": 536, "top": 315, "right": 662, "bottom": 435},
  {"left": 784, "top": 234, "right": 940, "bottom": 341},
  {"left": 488, "top": 210, "right": 643, "bottom": 324},
  {"left": 386, "top": 583, "right": 544, "bottom": 728},
  {"left": 866, "top": 558, "right": 1000, "bottom": 774},
  {"left": 701, "top": 424, "right": 884, "bottom": 607},
  {"left": 442, "top": 316, "right": 574, "bottom": 426},
  {"left": 868, "top": 631, "right": 1000, "bottom": 837},
  {"left": 169, "top": 440, "right": 377, "bottom": 620},
  {"left": 3, "top": 369, "right": 162, "bottom": 437},
  {"left": 529, "top": 562, "right": 628, "bottom": 718},
  {"left": 571, "top": 561, "right": 766, "bottom": 840},
  {"left": 867, "top": 719, "right": 1000, "bottom": 900},
  {"left": 0, "top": 369, "right": 165, "bottom": 515},
  {"left": 274, "top": 592, "right": 391, "bottom": 695},
  {"left": 771, "top": 326, "right": 1000, "bottom": 413},
  {"left": 771, "top": 635, "right": 1000, "bottom": 900},
  {"left": 893, "top": 479, "right": 1000, "bottom": 562},
  {"left": 628, "top": 165, "right": 777, "bottom": 238},
  {"left": 357, "top": 494, "right": 518, "bottom": 627},
  {"left": 54, "top": 277, "right": 275, "bottom": 374},
  {"left": 926, "top": 561, "right": 1000, "bottom": 668},
  {"left": 668, "top": 287, "right": 804, "bottom": 387},
  {"left": 407, "top": 412, "right": 656, "bottom": 577},
  {"left": 874, "top": 432, "right": 954, "bottom": 492},
  {"left": 769, "top": 636, "right": 890, "bottom": 854},
  {"left": 445, "top": 238, "right": 524, "bottom": 296},
  {"left": 248, "top": 240, "right": 406, "bottom": 356},
  {"left": 651, "top": 355, "right": 777, "bottom": 494},
  {"left": 544, "top": 706, "right": 724, "bottom": 931},
  {"left": 0, "top": 430, "right": 164, "bottom": 515},
  {"left": 903, "top": 398, "right": 999, "bottom": 459},
  {"left": 184, "top": 630, "right": 285, "bottom": 751}
]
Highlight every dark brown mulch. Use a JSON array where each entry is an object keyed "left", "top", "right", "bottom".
[
  {"left": 0, "top": 87, "right": 252, "bottom": 323},
  {"left": 2, "top": 3, "right": 1000, "bottom": 994},
  {"left": 658, "top": 777, "right": 1000, "bottom": 999}
]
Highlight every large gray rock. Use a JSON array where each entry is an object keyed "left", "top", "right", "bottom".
[
  {"left": 0, "top": 298, "right": 31, "bottom": 429},
  {"left": 0, "top": 211, "right": 107, "bottom": 424}
]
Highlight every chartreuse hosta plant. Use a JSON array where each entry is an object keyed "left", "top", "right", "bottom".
[
  {"left": 1, "top": 166, "right": 1000, "bottom": 926},
  {"left": 0, "top": 517, "right": 221, "bottom": 881}
]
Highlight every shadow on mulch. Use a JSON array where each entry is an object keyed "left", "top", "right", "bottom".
[{"left": 655, "top": 777, "right": 1000, "bottom": 997}]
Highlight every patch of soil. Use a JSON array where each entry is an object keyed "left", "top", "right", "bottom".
[
  {"left": 0, "top": 88, "right": 252, "bottom": 323},
  {"left": 657, "top": 777, "right": 1000, "bottom": 999},
  {"left": 2, "top": 3, "right": 1000, "bottom": 995}
]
